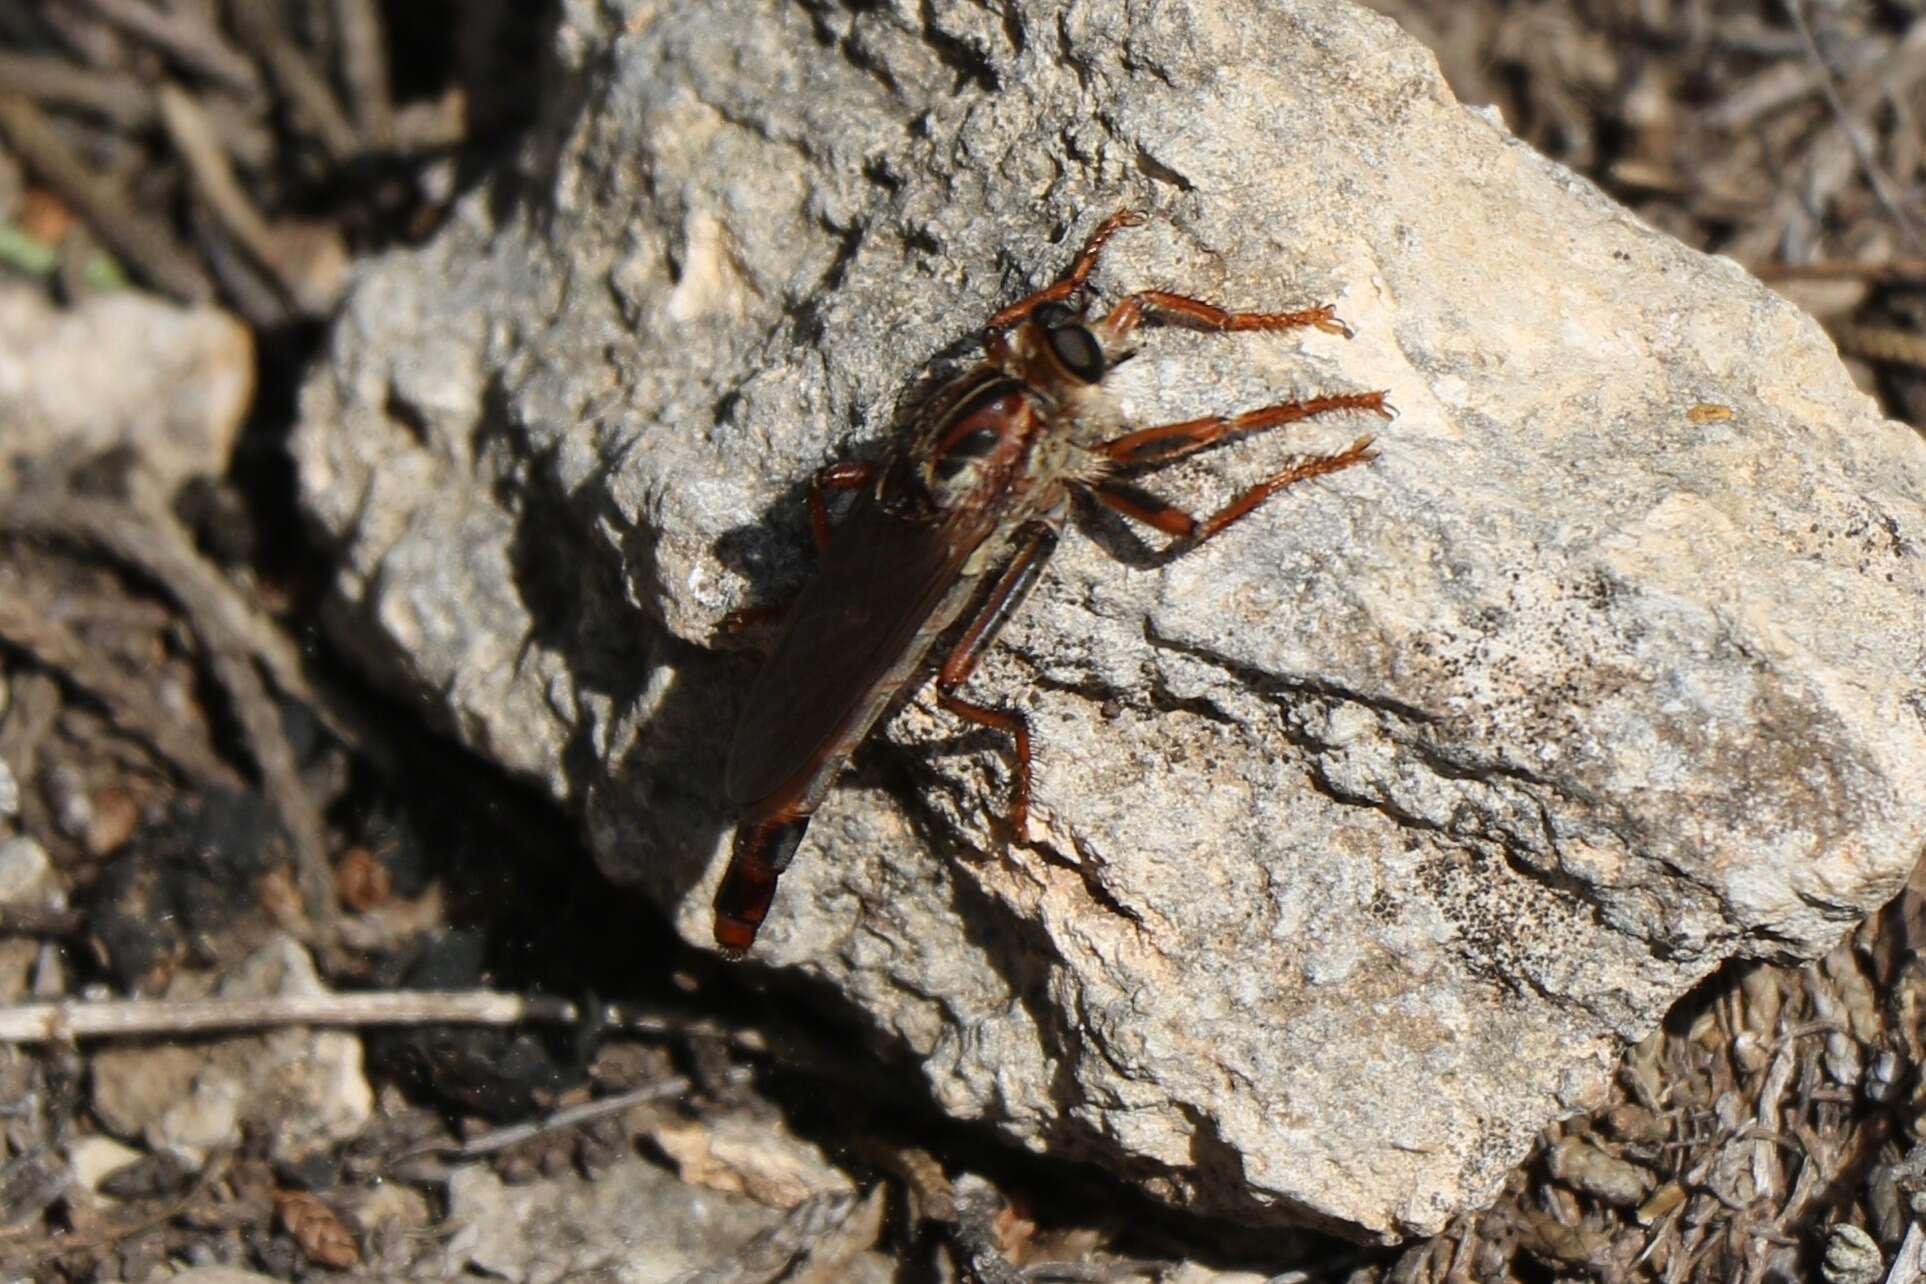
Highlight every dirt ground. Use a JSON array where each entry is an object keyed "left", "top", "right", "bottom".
[{"left": 0, "top": 2, "right": 1923, "bottom": 1281}]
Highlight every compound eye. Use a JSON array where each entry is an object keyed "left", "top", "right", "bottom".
[
  {"left": 1033, "top": 300, "right": 1078, "bottom": 329},
  {"left": 1046, "top": 323, "right": 1106, "bottom": 383}
]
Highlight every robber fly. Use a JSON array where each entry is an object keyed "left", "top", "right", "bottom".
[{"left": 714, "top": 209, "right": 1390, "bottom": 956}]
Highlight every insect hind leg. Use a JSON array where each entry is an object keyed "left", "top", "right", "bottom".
[{"left": 931, "top": 522, "right": 1059, "bottom": 842}]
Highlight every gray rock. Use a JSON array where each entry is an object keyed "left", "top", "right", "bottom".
[
  {"left": 291, "top": 0, "right": 1926, "bottom": 1240},
  {"left": 90, "top": 935, "right": 371, "bottom": 1164},
  {"left": 0, "top": 284, "right": 253, "bottom": 488},
  {"left": 0, "top": 836, "right": 57, "bottom": 907},
  {"left": 66, "top": 1134, "right": 143, "bottom": 1196},
  {"left": 444, "top": 1157, "right": 885, "bottom": 1284}
]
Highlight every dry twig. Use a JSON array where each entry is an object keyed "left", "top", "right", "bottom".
[
  {"left": 331, "top": 0, "right": 393, "bottom": 146},
  {"left": 0, "top": 989, "right": 739, "bottom": 1044},
  {"left": 0, "top": 93, "right": 212, "bottom": 301},
  {"left": 430, "top": 1078, "right": 693, "bottom": 1158},
  {"left": 0, "top": 52, "right": 153, "bottom": 126},
  {"left": 0, "top": 1149, "right": 230, "bottom": 1266},
  {"left": 227, "top": 0, "right": 360, "bottom": 161},
  {"left": 1780, "top": 0, "right": 1925, "bottom": 248},
  {"left": 0, "top": 488, "right": 336, "bottom": 940},
  {"left": 0, "top": 591, "right": 239, "bottom": 788},
  {"left": 1834, "top": 323, "right": 1926, "bottom": 370},
  {"left": 67, "top": 0, "right": 259, "bottom": 95},
  {"left": 155, "top": 82, "right": 303, "bottom": 308}
]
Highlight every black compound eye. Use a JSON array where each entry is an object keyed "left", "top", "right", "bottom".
[
  {"left": 1046, "top": 324, "right": 1106, "bottom": 383},
  {"left": 1033, "top": 301, "right": 1078, "bottom": 329}
]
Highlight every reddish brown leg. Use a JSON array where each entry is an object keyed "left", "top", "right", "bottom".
[
  {"left": 808, "top": 460, "right": 876, "bottom": 552},
  {"left": 1102, "top": 290, "right": 1352, "bottom": 341},
  {"left": 1090, "top": 436, "right": 1379, "bottom": 547},
  {"left": 722, "top": 461, "right": 877, "bottom": 634},
  {"left": 933, "top": 522, "right": 1060, "bottom": 840},
  {"left": 1097, "top": 391, "right": 1392, "bottom": 466},
  {"left": 984, "top": 209, "right": 1146, "bottom": 331}
]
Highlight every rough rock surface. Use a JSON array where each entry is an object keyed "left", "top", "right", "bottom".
[
  {"left": 291, "top": 0, "right": 1926, "bottom": 1239},
  {"left": 0, "top": 284, "right": 253, "bottom": 488},
  {"left": 444, "top": 1157, "right": 894, "bottom": 1284},
  {"left": 90, "top": 935, "right": 372, "bottom": 1165}
]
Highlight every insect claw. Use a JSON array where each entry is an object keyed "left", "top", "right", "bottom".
[
  {"left": 1315, "top": 310, "right": 1354, "bottom": 338},
  {"left": 1372, "top": 395, "right": 1398, "bottom": 421}
]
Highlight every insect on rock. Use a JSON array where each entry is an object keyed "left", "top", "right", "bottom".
[{"left": 714, "top": 210, "right": 1390, "bottom": 956}]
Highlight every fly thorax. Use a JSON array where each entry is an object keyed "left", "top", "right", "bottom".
[{"left": 921, "top": 377, "right": 1031, "bottom": 512}]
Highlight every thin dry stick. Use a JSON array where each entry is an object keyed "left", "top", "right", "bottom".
[
  {"left": 1753, "top": 258, "right": 1926, "bottom": 283},
  {"left": 67, "top": 0, "right": 259, "bottom": 94},
  {"left": 0, "top": 591, "right": 241, "bottom": 788},
  {"left": 1781, "top": 0, "right": 1926, "bottom": 248},
  {"left": 0, "top": 51, "right": 155, "bottom": 126},
  {"left": 1834, "top": 322, "right": 1926, "bottom": 370},
  {"left": 1019, "top": 1262, "right": 1176, "bottom": 1282},
  {"left": 0, "top": 491, "right": 332, "bottom": 937},
  {"left": 331, "top": 0, "right": 393, "bottom": 145},
  {"left": 434, "top": 1078, "right": 693, "bottom": 1158},
  {"left": 0, "top": 989, "right": 720, "bottom": 1044},
  {"left": 0, "top": 94, "right": 212, "bottom": 301},
  {"left": 228, "top": 0, "right": 360, "bottom": 161},
  {"left": 0, "top": 1151, "right": 231, "bottom": 1266},
  {"left": 0, "top": 905, "right": 85, "bottom": 937},
  {"left": 156, "top": 82, "right": 299, "bottom": 302}
]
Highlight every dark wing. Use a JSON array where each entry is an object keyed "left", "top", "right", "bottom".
[{"left": 724, "top": 493, "right": 995, "bottom": 810}]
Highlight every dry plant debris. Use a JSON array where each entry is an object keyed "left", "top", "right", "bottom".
[
  {"left": 1387, "top": 862, "right": 1926, "bottom": 1282},
  {"left": 1361, "top": 0, "right": 1926, "bottom": 428},
  {"left": 0, "top": 0, "right": 510, "bottom": 326}
]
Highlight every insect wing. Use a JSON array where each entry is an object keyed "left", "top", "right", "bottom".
[{"left": 724, "top": 492, "right": 994, "bottom": 811}]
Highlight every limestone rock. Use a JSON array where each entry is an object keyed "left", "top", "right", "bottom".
[
  {"left": 0, "top": 285, "right": 252, "bottom": 489},
  {"left": 66, "top": 1134, "right": 143, "bottom": 1197},
  {"left": 90, "top": 935, "right": 372, "bottom": 1165},
  {"left": 444, "top": 1157, "right": 891, "bottom": 1284},
  {"left": 290, "top": 0, "right": 1926, "bottom": 1239}
]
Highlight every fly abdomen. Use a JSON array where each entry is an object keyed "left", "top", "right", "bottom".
[{"left": 714, "top": 813, "right": 811, "bottom": 957}]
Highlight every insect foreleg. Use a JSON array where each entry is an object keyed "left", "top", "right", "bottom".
[
  {"left": 984, "top": 209, "right": 1146, "bottom": 332},
  {"left": 1100, "top": 291, "right": 1352, "bottom": 342},
  {"left": 1096, "top": 391, "right": 1392, "bottom": 466},
  {"left": 722, "top": 460, "right": 878, "bottom": 635},
  {"left": 1089, "top": 436, "right": 1379, "bottom": 548},
  {"left": 933, "top": 521, "right": 1059, "bottom": 840}
]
